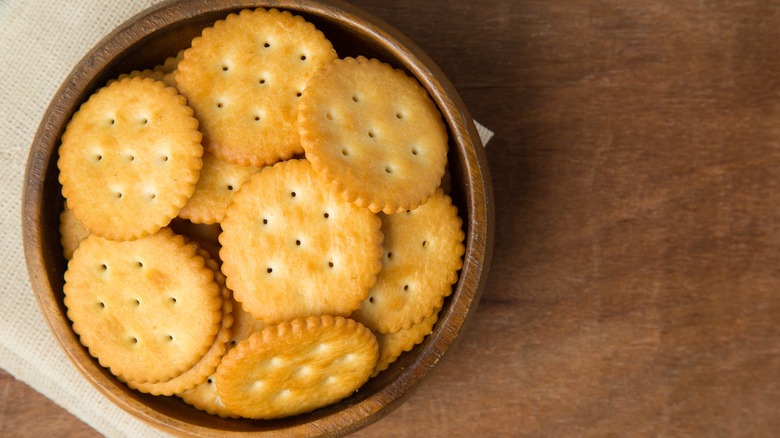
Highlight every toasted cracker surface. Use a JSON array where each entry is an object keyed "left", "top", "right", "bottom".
[
  {"left": 176, "top": 8, "right": 337, "bottom": 167},
  {"left": 63, "top": 229, "right": 223, "bottom": 383},
  {"left": 299, "top": 56, "right": 448, "bottom": 214},
  {"left": 351, "top": 189, "right": 464, "bottom": 333},
  {"left": 58, "top": 77, "right": 203, "bottom": 241},
  {"left": 128, "top": 249, "right": 233, "bottom": 395},
  {"left": 220, "top": 159, "right": 383, "bottom": 325},
  {"left": 178, "top": 152, "right": 261, "bottom": 224},
  {"left": 372, "top": 308, "right": 439, "bottom": 377},
  {"left": 216, "top": 316, "right": 377, "bottom": 419}
]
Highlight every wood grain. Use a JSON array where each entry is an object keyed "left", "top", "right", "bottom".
[{"left": 8, "top": 0, "right": 780, "bottom": 437}]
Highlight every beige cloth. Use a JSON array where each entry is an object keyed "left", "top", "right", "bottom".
[{"left": 0, "top": 1, "right": 492, "bottom": 436}]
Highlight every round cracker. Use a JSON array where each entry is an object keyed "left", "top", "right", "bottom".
[
  {"left": 176, "top": 8, "right": 337, "bottom": 167},
  {"left": 178, "top": 152, "right": 261, "bottom": 224},
  {"left": 58, "top": 76, "right": 203, "bottom": 241},
  {"left": 215, "top": 316, "right": 377, "bottom": 419},
  {"left": 220, "top": 159, "right": 383, "bottom": 325},
  {"left": 299, "top": 56, "right": 448, "bottom": 214},
  {"left": 64, "top": 229, "right": 224, "bottom": 384},
  {"left": 127, "top": 249, "right": 233, "bottom": 395},
  {"left": 351, "top": 189, "right": 465, "bottom": 333}
]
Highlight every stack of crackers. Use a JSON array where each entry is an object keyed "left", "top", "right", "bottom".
[{"left": 57, "top": 8, "right": 465, "bottom": 420}]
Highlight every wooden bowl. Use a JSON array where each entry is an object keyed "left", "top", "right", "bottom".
[{"left": 22, "top": 0, "right": 493, "bottom": 436}]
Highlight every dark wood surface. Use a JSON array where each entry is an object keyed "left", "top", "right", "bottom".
[{"left": 5, "top": 0, "right": 780, "bottom": 436}]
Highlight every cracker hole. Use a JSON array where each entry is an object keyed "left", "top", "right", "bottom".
[
  {"left": 227, "top": 184, "right": 234, "bottom": 191},
  {"left": 396, "top": 112, "right": 404, "bottom": 119},
  {"left": 230, "top": 340, "right": 237, "bottom": 346},
  {"left": 291, "top": 191, "right": 296, "bottom": 198},
  {"left": 259, "top": 78, "right": 266, "bottom": 84},
  {"left": 300, "top": 55, "right": 307, "bottom": 60},
  {"left": 387, "top": 252, "right": 392, "bottom": 259},
  {"left": 141, "top": 118, "right": 148, "bottom": 125},
  {"left": 166, "top": 334, "right": 174, "bottom": 342},
  {"left": 267, "top": 268, "right": 273, "bottom": 273},
  {"left": 411, "top": 148, "right": 419, "bottom": 156},
  {"left": 341, "top": 148, "right": 349, "bottom": 156},
  {"left": 149, "top": 193, "right": 156, "bottom": 200},
  {"left": 368, "top": 131, "right": 375, "bottom": 138},
  {"left": 207, "top": 378, "right": 213, "bottom": 384},
  {"left": 96, "top": 154, "right": 103, "bottom": 161},
  {"left": 385, "top": 166, "right": 392, "bottom": 174},
  {"left": 169, "top": 297, "right": 177, "bottom": 305},
  {"left": 404, "top": 284, "right": 409, "bottom": 291},
  {"left": 326, "top": 112, "right": 333, "bottom": 121},
  {"left": 369, "top": 296, "right": 374, "bottom": 303},
  {"left": 98, "top": 301, "right": 105, "bottom": 309},
  {"left": 216, "top": 102, "right": 223, "bottom": 108},
  {"left": 128, "top": 154, "right": 135, "bottom": 161},
  {"left": 100, "top": 264, "right": 108, "bottom": 271},
  {"left": 109, "top": 119, "right": 115, "bottom": 125},
  {"left": 131, "top": 337, "right": 138, "bottom": 344},
  {"left": 132, "top": 299, "right": 140, "bottom": 307},
  {"left": 264, "top": 42, "right": 270, "bottom": 48},
  {"left": 323, "top": 212, "right": 329, "bottom": 219},
  {"left": 295, "top": 239, "right": 301, "bottom": 246},
  {"left": 296, "top": 92, "right": 302, "bottom": 97},
  {"left": 221, "top": 65, "right": 228, "bottom": 71},
  {"left": 328, "top": 261, "right": 334, "bottom": 268},
  {"left": 162, "top": 155, "right": 169, "bottom": 162},
  {"left": 136, "top": 261, "right": 143, "bottom": 268},
  {"left": 352, "top": 95, "right": 359, "bottom": 103},
  {"left": 254, "top": 115, "right": 260, "bottom": 121},
  {"left": 262, "top": 218, "right": 268, "bottom": 225},
  {"left": 422, "top": 240, "right": 429, "bottom": 248}
]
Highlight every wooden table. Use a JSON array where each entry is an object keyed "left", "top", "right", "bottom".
[{"left": 4, "top": 0, "right": 780, "bottom": 436}]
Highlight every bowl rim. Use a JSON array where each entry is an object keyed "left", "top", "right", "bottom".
[{"left": 22, "top": 0, "right": 494, "bottom": 436}]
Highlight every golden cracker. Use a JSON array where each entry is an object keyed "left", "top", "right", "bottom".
[
  {"left": 58, "top": 77, "right": 203, "bottom": 241},
  {"left": 351, "top": 189, "right": 464, "bottom": 333},
  {"left": 128, "top": 249, "right": 233, "bottom": 395},
  {"left": 215, "top": 316, "right": 377, "bottom": 419},
  {"left": 178, "top": 152, "right": 261, "bottom": 224},
  {"left": 220, "top": 159, "right": 383, "bottom": 325},
  {"left": 176, "top": 8, "right": 337, "bottom": 167},
  {"left": 64, "top": 228, "right": 223, "bottom": 383},
  {"left": 299, "top": 56, "right": 448, "bottom": 214},
  {"left": 60, "top": 201, "right": 91, "bottom": 260},
  {"left": 178, "top": 296, "right": 266, "bottom": 417},
  {"left": 372, "top": 308, "right": 439, "bottom": 377}
]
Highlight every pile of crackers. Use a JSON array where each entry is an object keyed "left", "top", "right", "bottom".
[{"left": 58, "top": 8, "right": 465, "bottom": 420}]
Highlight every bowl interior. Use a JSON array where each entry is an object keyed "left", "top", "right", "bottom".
[{"left": 23, "top": 0, "right": 491, "bottom": 436}]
